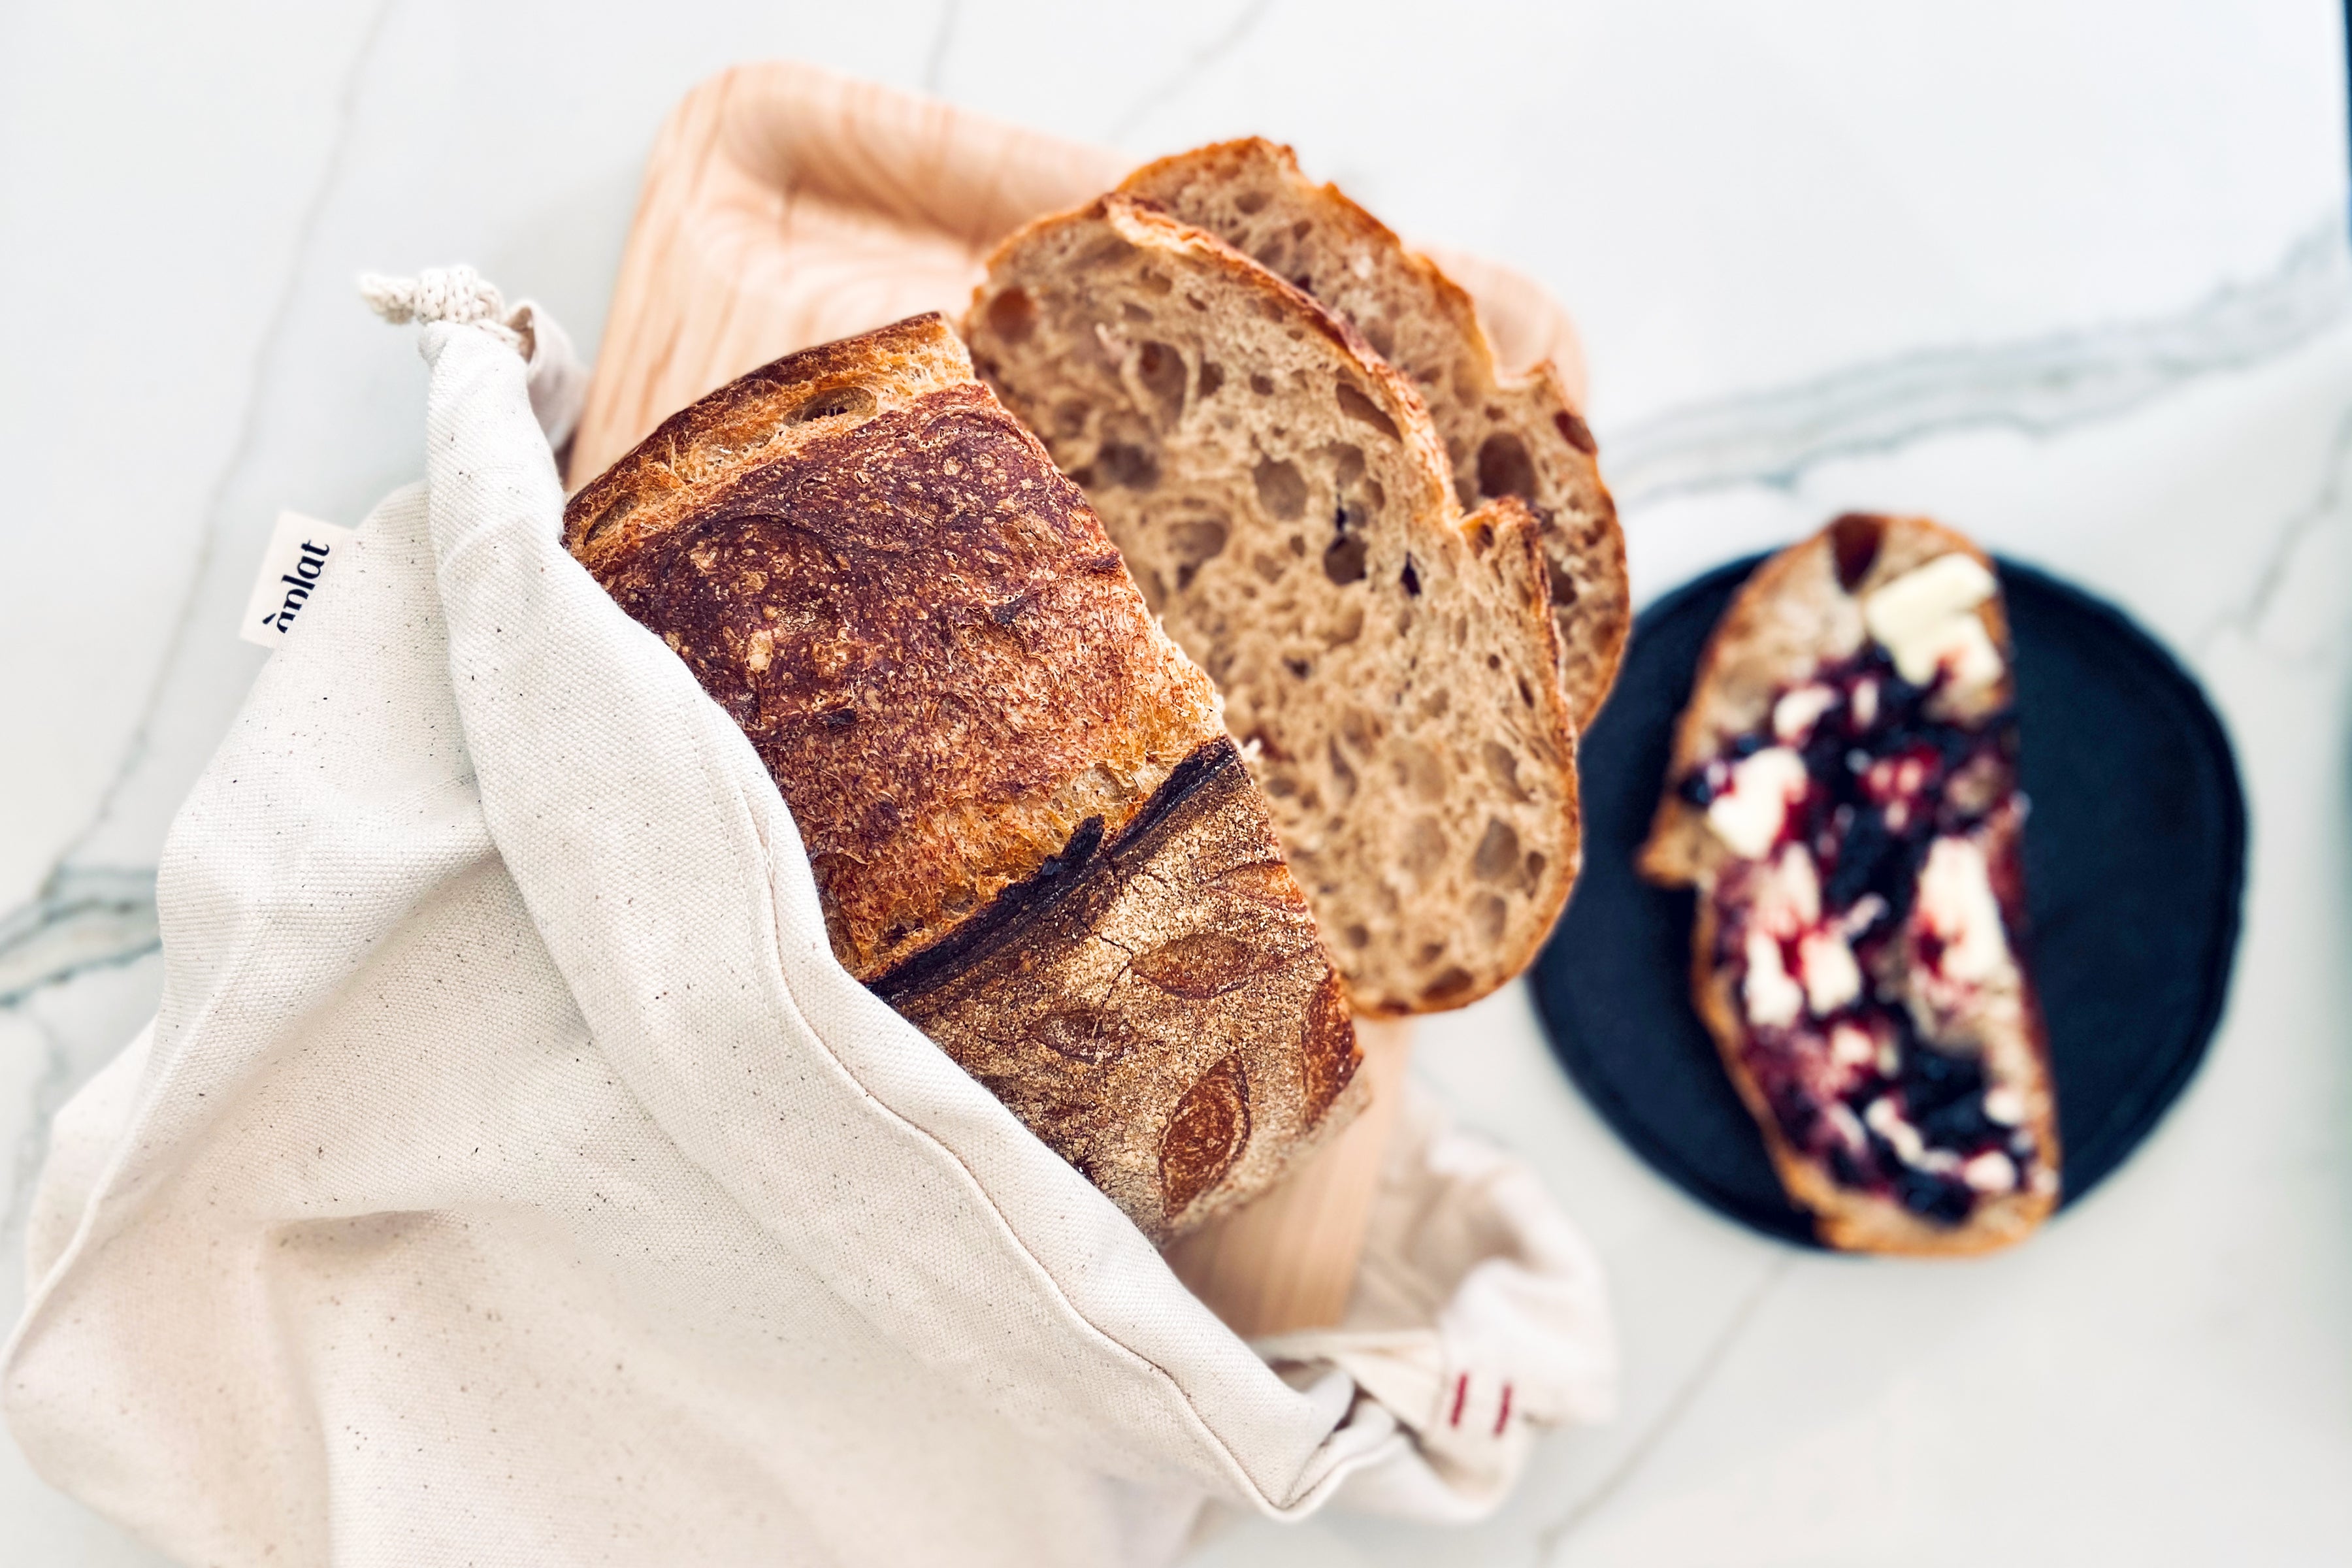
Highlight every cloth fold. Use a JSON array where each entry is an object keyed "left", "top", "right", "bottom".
[{"left": 4, "top": 306, "right": 1612, "bottom": 1567}]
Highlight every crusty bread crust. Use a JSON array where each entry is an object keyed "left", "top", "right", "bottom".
[
  {"left": 1642, "top": 515, "right": 2059, "bottom": 1256},
  {"left": 570, "top": 318, "right": 1224, "bottom": 978},
  {"left": 968, "top": 197, "right": 1580, "bottom": 1017},
  {"left": 1119, "top": 139, "right": 1629, "bottom": 728},
  {"left": 568, "top": 314, "right": 978, "bottom": 575},
  {"left": 562, "top": 314, "right": 1363, "bottom": 1240},
  {"left": 879, "top": 739, "right": 1365, "bottom": 1239}
]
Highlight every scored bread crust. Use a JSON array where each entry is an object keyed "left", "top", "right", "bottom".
[
  {"left": 563, "top": 313, "right": 1365, "bottom": 1241},
  {"left": 967, "top": 196, "right": 1580, "bottom": 1017},
  {"left": 875, "top": 740, "right": 1362, "bottom": 1239},
  {"left": 1120, "top": 139, "right": 1629, "bottom": 728},
  {"left": 1641, "top": 515, "right": 2060, "bottom": 1256}
]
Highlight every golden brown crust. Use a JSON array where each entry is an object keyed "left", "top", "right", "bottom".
[
  {"left": 562, "top": 315, "right": 1360, "bottom": 1239},
  {"left": 1641, "top": 515, "right": 2059, "bottom": 1256},
  {"left": 1119, "top": 139, "right": 1629, "bottom": 728},
  {"left": 567, "top": 314, "right": 977, "bottom": 577},
  {"left": 579, "top": 376, "right": 1224, "bottom": 979}
]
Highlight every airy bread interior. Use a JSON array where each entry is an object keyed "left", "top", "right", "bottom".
[
  {"left": 1120, "top": 139, "right": 1629, "bottom": 727},
  {"left": 968, "top": 196, "right": 1580, "bottom": 1017}
]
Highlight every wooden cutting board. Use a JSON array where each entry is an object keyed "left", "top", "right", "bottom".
[{"left": 572, "top": 59, "right": 1585, "bottom": 1337}]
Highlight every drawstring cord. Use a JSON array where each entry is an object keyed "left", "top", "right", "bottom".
[{"left": 358, "top": 265, "right": 525, "bottom": 352}]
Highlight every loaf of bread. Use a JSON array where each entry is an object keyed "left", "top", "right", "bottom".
[
  {"left": 1639, "top": 514, "right": 2059, "bottom": 1254},
  {"left": 966, "top": 195, "right": 1580, "bottom": 1018},
  {"left": 563, "top": 313, "right": 1364, "bottom": 1242},
  {"left": 1119, "top": 139, "right": 1629, "bottom": 728}
]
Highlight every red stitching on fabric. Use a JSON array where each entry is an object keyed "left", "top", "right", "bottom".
[
  {"left": 1448, "top": 1372, "right": 1468, "bottom": 1428},
  {"left": 1494, "top": 1380, "right": 1514, "bottom": 1436}
]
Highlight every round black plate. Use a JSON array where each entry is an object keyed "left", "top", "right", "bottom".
[{"left": 1531, "top": 556, "right": 2247, "bottom": 1247}]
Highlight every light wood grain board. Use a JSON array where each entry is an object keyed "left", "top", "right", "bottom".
[
  {"left": 572, "top": 59, "right": 1584, "bottom": 1335},
  {"left": 571, "top": 60, "right": 1585, "bottom": 487},
  {"left": 572, "top": 61, "right": 1125, "bottom": 484}
]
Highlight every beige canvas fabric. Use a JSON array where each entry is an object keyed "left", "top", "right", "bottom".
[{"left": 2, "top": 305, "right": 1614, "bottom": 1567}]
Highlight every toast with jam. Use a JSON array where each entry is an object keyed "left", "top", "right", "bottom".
[{"left": 1640, "top": 514, "right": 2059, "bottom": 1254}]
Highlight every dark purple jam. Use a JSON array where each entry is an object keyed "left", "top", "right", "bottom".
[{"left": 1682, "top": 645, "right": 2038, "bottom": 1224}]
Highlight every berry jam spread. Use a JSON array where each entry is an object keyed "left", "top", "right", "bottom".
[{"left": 1678, "top": 642, "right": 2044, "bottom": 1226}]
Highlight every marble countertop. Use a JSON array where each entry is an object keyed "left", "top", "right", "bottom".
[{"left": 5, "top": 1, "right": 2348, "bottom": 1560}]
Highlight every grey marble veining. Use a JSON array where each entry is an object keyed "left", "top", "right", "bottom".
[
  {"left": 1604, "top": 216, "right": 2352, "bottom": 504},
  {"left": 2197, "top": 391, "right": 2352, "bottom": 664},
  {"left": 0, "top": 869, "right": 159, "bottom": 1010}
]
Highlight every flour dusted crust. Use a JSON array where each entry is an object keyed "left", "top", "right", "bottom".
[
  {"left": 1641, "top": 515, "right": 2060, "bottom": 1256},
  {"left": 564, "top": 314, "right": 1364, "bottom": 1241},
  {"left": 1120, "top": 139, "right": 1629, "bottom": 728},
  {"left": 966, "top": 197, "right": 1580, "bottom": 1018},
  {"left": 875, "top": 742, "right": 1361, "bottom": 1238}
]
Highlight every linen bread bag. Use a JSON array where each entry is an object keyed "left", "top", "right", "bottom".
[{"left": 4, "top": 286, "right": 1617, "bottom": 1568}]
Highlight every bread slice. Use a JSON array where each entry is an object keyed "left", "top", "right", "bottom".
[
  {"left": 966, "top": 196, "right": 1580, "bottom": 1018},
  {"left": 1119, "top": 139, "right": 1628, "bottom": 728},
  {"left": 563, "top": 313, "right": 1364, "bottom": 1241},
  {"left": 1639, "top": 514, "right": 2059, "bottom": 1254}
]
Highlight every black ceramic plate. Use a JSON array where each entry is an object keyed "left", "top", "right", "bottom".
[{"left": 1531, "top": 556, "right": 2246, "bottom": 1247}]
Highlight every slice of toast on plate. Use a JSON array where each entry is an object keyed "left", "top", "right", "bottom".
[{"left": 1640, "top": 513, "right": 2059, "bottom": 1255}]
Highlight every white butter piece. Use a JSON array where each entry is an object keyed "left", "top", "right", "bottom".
[
  {"left": 1742, "top": 928, "right": 1804, "bottom": 1028},
  {"left": 1830, "top": 1022, "right": 1878, "bottom": 1068},
  {"left": 1799, "top": 929, "right": 1863, "bottom": 1015},
  {"left": 1963, "top": 1150, "right": 2018, "bottom": 1192},
  {"left": 1850, "top": 676, "right": 1879, "bottom": 728},
  {"left": 1863, "top": 553, "right": 2001, "bottom": 688},
  {"left": 1864, "top": 1096, "right": 1925, "bottom": 1165},
  {"left": 1772, "top": 683, "right": 1837, "bottom": 743},
  {"left": 1840, "top": 893, "right": 1889, "bottom": 938},
  {"left": 1755, "top": 843, "right": 1821, "bottom": 932},
  {"left": 1916, "top": 836, "right": 2009, "bottom": 982},
  {"left": 1935, "top": 614, "right": 2004, "bottom": 691},
  {"left": 1706, "top": 746, "right": 1807, "bottom": 858}
]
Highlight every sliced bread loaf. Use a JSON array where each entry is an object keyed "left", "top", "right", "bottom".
[
  {"left": 1119, "top": 139, "right": 1628, "bottom": 727},
  {"left": 564, "top": 313, "right": 1363, "bottom": 1241},
  {"left": 1640, "top": 514, "right": 2059, "bottom": 1254},
  {"left": 966, "top": 197, "right": 1579, "bottom": 1017}
]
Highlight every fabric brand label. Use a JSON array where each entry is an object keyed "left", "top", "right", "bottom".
[{"left": 238, "top": 511, "right": 355, "bottom": 649}]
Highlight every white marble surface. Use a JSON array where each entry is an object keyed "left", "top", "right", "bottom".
[{"left": 3, "top": 1, "right": 2348, "bottom": 1561}]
